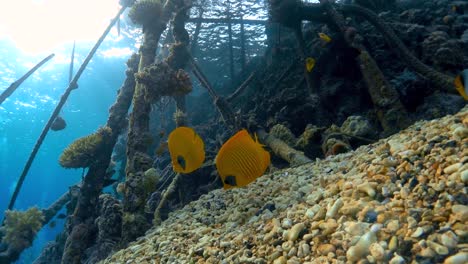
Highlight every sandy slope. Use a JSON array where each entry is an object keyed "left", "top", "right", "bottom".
[{"left": 102, "top": 106, "right": 467, "bottom": 264}]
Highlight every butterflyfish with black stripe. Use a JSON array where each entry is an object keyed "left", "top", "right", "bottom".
[
  {"left": 168, "top": 126, "right": 205, "bottom": 173},
  {"left": 215, "top": 129, "right": 270, "bottom": 189}
]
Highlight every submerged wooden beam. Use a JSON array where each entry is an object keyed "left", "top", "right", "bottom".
[
  {"left": 257, "top": 129, "right": 312, "bottom": 166},
  {"left": 0, "top": 53, "right": 54, "bottom": 105},
  {"left": 187, "top": 17, "right": 267, "bottom": 25}
]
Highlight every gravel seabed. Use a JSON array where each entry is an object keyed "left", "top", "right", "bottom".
[{"left": 102, "top": 106, "right": 467, "bottom": 264}]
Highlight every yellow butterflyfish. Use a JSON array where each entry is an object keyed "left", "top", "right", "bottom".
[
  {"left": 306, "top": 57, "right": 316, "bottom": 72},
  {"left": 215, "top": 129, "right": 270, "bottom": 189},
  {"left": 168, "top": 127, "right": 205, "bottom": 173},
  {"left": 319, "top": 32, "right": 332, "bottom": 43},
  {"left": 454, "top": 69, "right": 468, "bottom": 101}
]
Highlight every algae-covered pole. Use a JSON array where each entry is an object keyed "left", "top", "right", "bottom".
[
  {"left": 240, "top": 16, "right": 246, "bottom": 70},
  {"left": 190, "top": 8, "right": 204, "bottom": 55},
  {"left": 68, "top": 41, "right": 75, "bottom": 83},
  {"left": 61, "top": 53, "right": 138, "bottom": 264},
  {"left": 0, "top": 185, "right": 79, "bottom": 263},
  {"left": 315, "top": 0, "right": 409, "bottom": 134},
  {"left": 122, "top": 0, "right": 179, "bottom": 245},
  {"left": 190, "top": 58, "right": 240, "bottom": 131},
  {"left": 187, "top": 17, "right": 267, "bottom": 25},
  {"left": 338, "top": 4, "right": 457, "bottom": 94},
  {"left": 0, "top": 53, "right": 54, "bottom": 105},
  {"left": 226, "top": 70, "right": 256, "bottom": 102},
  {"left": 153, "top": 7, "right": 191, "bottom": 224},
  {"left": 227, "top": 13, "right": 235, "bottom": 83},
  {"left": 6, "top": 7, "right": 125, "bottom": 212}
]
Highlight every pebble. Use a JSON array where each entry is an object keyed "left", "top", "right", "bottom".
[
  {"left": 326, "top": 198, "right": 343, "bottom": 220},
  {"left": 389, "top": 253, "right": 405, "bottom": 264},
  {"left": 288, "top": 223, "right": 305, "bottom": 242},
  {"left": 369, "top": 243, "right": 385, "bottom": 260},
  {"left": 427, "top": 240, "right": 448, "bottom": 255},
  {"left": 346, "top": 224, "right": 380, "bottom": 261},
  {"left": 317, "top": 244, "right": 335, "bottom": 255},
  {"left": 461, "top": 170, "right": 468, "bottom": 183},
  {"left": 411, "top": 227, "right": 424, "bottom": 238},
  {"left": 443, "top": 252, "right": 468, "bottom": 264},
  {"left": 444, "top": 163, "right": 462, "bottom": 174},
  {"left": 451, "top": 205, "right": 468, "bottom": 222},
  {"left": 357, "top": 182, "right": 376, "bottom": 198},
  {"left": 440, "top": 231, "right": 458, "bottom": 249},
  {"left": 282, "top": 218, "right": 292, "bottom": 229},
  {"left": 273, "top": 256, "right": 287, "bottom": 264}
]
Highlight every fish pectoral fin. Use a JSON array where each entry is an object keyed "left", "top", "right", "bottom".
[{"left": 177, "top": 155, "right": 186, "bottom": 170}]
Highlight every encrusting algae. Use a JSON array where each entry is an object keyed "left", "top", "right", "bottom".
[
  {"left": 59, "top": 126, "right": 112, "bottom": 168},
  {"left": 1, "top": 207, "right": 44, "bottom": 252}
]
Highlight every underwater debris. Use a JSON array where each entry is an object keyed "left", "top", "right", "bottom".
[
  {"left": 51, "top": 116, "right": 66, "bottom": 131},
  {"left": 215, "top": 129, "right": 270, "bottom": 189},
  {"left": 168, "top": 127, "right": 205, "bottom": 174},
  {"left": 173, "top": 108, "right": 187, "bottom": 127},
  {"left": 59, "top": 126, "right": 112, "bottom": 168},
  {"left": 0, "top": 207, "right": 44, "bottom": 252},
  {"left": 269, "top": 124, "right": 296, "bottom": 147}
]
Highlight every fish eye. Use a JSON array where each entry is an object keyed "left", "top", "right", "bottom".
[{"left": 177, "top": 155, "right": 186, "bottom": 170}]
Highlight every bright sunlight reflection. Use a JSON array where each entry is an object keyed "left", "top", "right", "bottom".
[{"left": 0, "top": 0, "right": 120, "bottom": 54}]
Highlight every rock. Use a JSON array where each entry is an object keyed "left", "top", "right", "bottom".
[
  {"left": 369, "top": 243, "right": 385, "bottom": 261},
  {"left": 439, "top": 231, "right": 458, "bottom": 249},
  {"left": 273, "top": 256, "right": 287, "bottom": 264},
  {"left": 443, "top": 252, "right": 468, "bottom": 264},
  {"left": 346, "top": 224, "right": 380, "bottom": 261},
  {"left": 451, "top": 204, "right": 468, "bottom": 222},
  {"left": 357, "top": 182, "right": 376, "bottom": 198},
  {"left": 389, "top": 253, "right": 406, "bottom": 264},
  {"left": 427, "top": 240, "right": 449, "bottom": 255},
  {"left": 443, "top": 163, "right": 462, "bottom": 174},
  {"left": 325, "top": 198, "right": 343, "bottom": 220},
  {"left": 288, "top": 223, "right": 305, "bottom": 242},
  {"left": 341, "top": 115, "right": 376, "bottom": 138},
  {"left": 460, "top": 170, "right": 468, "bottom": 183}
]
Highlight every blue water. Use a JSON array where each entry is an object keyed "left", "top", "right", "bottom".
[{"left": 0, "top": 25, "right": 137, "bottom": 263}]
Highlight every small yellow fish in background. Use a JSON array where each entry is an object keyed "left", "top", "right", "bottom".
[
  {"left": 305, "top": 57, "right": 316, "bottom": 72},
  {"left": 454, "top": 69, "right": 468, "bottom": 101},
  {"left": 215, "top": 129, "right": 270, "bottom": 189},
  {"left": 168, "top": 127, "right": 205, "bottom": 173},
  {"left": 319, "top": 32, "right": 332, "bottom": 43}
]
